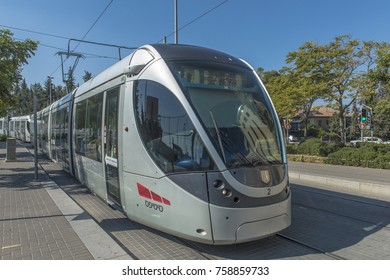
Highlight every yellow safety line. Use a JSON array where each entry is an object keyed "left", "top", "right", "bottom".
[{"left": 1, "top": 244, "right": 21, "bottom": 250}]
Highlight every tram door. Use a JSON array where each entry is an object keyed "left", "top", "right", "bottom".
[{"left": 104, "top": 87, "right": 121, "bottom": 207}]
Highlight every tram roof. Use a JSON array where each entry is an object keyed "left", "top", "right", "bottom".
[
  {"left": 74, "top": 44, "right": 251, "bottom": 99},
  {"left": 149, "top": 44, "right": 250, "bottom": 69}
]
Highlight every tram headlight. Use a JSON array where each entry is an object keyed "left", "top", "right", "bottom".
[
  {"left": 213, "top": 180, "right": 224, "bottom": 189},
  {"left": 222, "top": 189, "right": 231, "bottom": 197}
]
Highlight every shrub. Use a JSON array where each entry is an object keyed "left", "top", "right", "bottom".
[
  {"left": 286, "top": 144, "right": 298, "bottom": 154},
  {"left": 296, "top": 138, "right": 343, "bottom": 157},
  {"left": 297, "top": 138, "right": 324, "bottom": 156},
  {"left": 372, "top": 153, "right": 390, "bottom": 169},
  {"left": 320, "top": 142, "right": 344, "bottom": 157},
  {"left": 0, "top": 134, "right": 7, "bottom": 142},
  {"left": 325, "top": 144, "right": 390, "bottom": 169}
]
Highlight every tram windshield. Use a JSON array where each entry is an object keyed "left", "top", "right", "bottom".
[{"left": 170, "top": 61, "right": 283, "bottom": 168}]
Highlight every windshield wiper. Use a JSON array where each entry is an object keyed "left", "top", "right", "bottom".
[
  {"left": 209, "top": 110, "right": 227, "bottom": 163},
  {"left": 219, "top": 133, "right": 252, "bottom": 166},
  {"left": 209, "top": 110, "right": 253, "bottom": 167}
]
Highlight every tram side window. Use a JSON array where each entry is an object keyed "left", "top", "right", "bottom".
[
  {"left": 15, "top": 121, "right": 20, "bottom": 133},
  {"left": 134, "top": 80, "right": 216, "bottom": 173},
  {"left": 75, "top": 94, "right": 103, "bottom": 161},
  {"left": 75, "top": 100, "right": 87, "bottom": 155},
  {"left": 85, "top": 93, "right": 103, "bottom": 162},
  {"left": 43, "top": 113, "right": 49, "bottom": 142},
  {"left": 59, "top": 107, "right": 68, "bottom": 158},
  {"left": 51, "top": 111, "right": 57, "bottom": 144}
]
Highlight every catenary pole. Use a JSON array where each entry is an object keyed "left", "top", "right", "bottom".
[
  {"left": 174, "top": 0, "right": 178, "bottom": 44},
  {"left": 33, "top": 88, "right": 38, "bottom": 179}
]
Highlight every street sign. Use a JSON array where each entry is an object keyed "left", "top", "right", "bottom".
[
  {"left": 360, "top": 123, "right": 366, "bottom": 129},
  {"left": 285, "top": 123, "right": 291, "bottom": 130}
]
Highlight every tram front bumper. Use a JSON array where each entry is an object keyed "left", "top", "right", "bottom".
[
  {"left": 210, "top": 195, "right": 291, "bottom": 245},
  {"left": 235, "top": 213, "right": 290, "bottom": 243}
]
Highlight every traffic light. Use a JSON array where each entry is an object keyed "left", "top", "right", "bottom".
[{"left": 361, "top": 108, "right": 367, "bottom": 122}]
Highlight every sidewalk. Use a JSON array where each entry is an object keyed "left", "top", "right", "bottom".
[{"left": 0, "top": 140, "right": 131, "bottom": 260}]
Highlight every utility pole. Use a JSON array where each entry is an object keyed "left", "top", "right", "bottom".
[
  {"left": 47, "top": 76, "right": 54, "bottom": 105},
  {"left": 174, "top": 0, "right": 178, "bottom": 44},
  {"left": 33, "top": 87, "right": 38, "bottom": 180}
]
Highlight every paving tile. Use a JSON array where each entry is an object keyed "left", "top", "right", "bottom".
[{"left": 0, "top": 143, "right": 94, "bottom": 260}]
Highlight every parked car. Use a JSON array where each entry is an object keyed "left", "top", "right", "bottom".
[
  {"left": 288, "top": 135, "right": 302, "bottom": 144},
  {"left": 349, "top": 137, "right": 383, "bottom": 146},
  {"left": 349, "top": 139, "right": 362, "bottom": 146},
  {"left": 363, "top": 137, "right": 383, "bottom": 143}
]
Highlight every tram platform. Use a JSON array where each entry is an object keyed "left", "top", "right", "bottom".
[{"left": 0, "top": 140, "right": 131, "bottom": 260}]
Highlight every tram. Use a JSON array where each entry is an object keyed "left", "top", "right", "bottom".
[
  {"left": 30, "top": 44, "right": 291, "bottom": 244},
  {"left": 8, "top": 115, "right": 31, "bottom": 142},
  {"left": 0, "top": 117, "right": 7, "bottom": 135}
]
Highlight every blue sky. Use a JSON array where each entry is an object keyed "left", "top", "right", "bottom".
[{"left": 1, "top": 0, "right": 390, "bottom": 86}]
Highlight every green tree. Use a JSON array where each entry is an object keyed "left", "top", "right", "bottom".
[
  {"left": 82, "top": 70, "right": 92, "bottom": 82},
  {"left": 16, "top": 79, "right": 33, "bottom": 115},
  {"left": 0, "top": 29, "right": 38, "bottom": 115},
  {"left": 30, "top": 83, "right": 45, "bottom": 111},
  {"left": 325, "top": 113, "right": 340, "bottom": 141},
  {"left": 263, "top": 68, "right": 308, "bottom": 142},
  {"left": 262, "top": 69, "right": 294, "bottom": 118},
  {"left": 65, "top": 67, "right": 76, "bottom": 92},
  {"left": 55, "top": 85, "right": 67, "bottom": 99},
  {"left": 373, "top": 97, "right": 390, "bottom": 140},
  {"left": 370, "top": 42, "right": 390, "bottom": 100},
  {"left": 284, "top": 43, "right": 330, "bottom": 138},
  {"left": 349, "top": 100, "right": 360, "bottom": 140},
  {"left": 355, "top": 41, "right": 390, "bottom": 107},
  {"left": 261, "top": 36, "right": 390, "bottom": 143},
  {"left": 287, "top": 35, "right": 364, "bottom": 143},
  {"left": 42, "top": 77, "right": 67, "bottom": 105}
]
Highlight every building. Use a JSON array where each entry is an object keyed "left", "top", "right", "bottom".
[{"left": 288, "top": 106, "right": 353, "bottom": 135}]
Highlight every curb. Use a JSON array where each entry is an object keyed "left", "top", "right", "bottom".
[
  {"left": 22, "top": 145, "right": 133, "bottom": 260},
  {"left": 289, "top": 172, "right": 390, "bottom": 198},
  {"left": 41, "top": 181, "right": 132, "bottom": 260}
]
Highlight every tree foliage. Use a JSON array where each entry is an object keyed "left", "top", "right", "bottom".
[
  {"left": 262, "top": 35, "right": 390, "bottom": 142},
  {"left": 261, "top": 69, "right": 297, "bottom": 118},
  {"left": 82, "top": 70, "right": 92, "bottom": 82},
  {"left": 373, "top": 97, "right": 390, "bottom": 140},
  {"left": 0, "top": 29, "right": 38, "bottom": 115}
]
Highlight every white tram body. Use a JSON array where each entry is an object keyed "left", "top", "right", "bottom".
[
  {"left": 0, "top": 117, "right": 7, "bottom": 135},
  {"left": 30, "top": 44, "right": 291, "bottom": 244},
  {"left": 8, "top": 115, "right": 31, "bottom": 142}
]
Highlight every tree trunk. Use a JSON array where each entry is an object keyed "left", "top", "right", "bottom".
[{"left": 339, "top": 111, "right": 345, "bottom": 143}]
